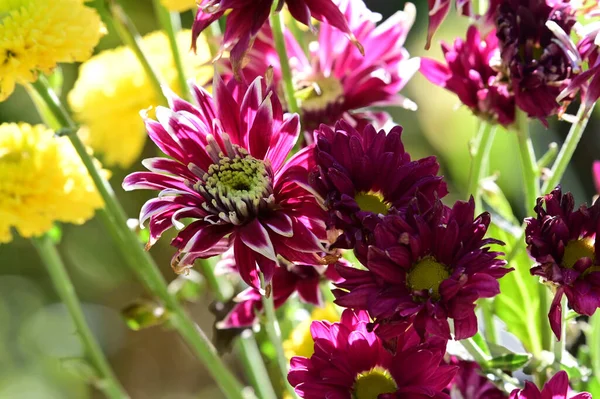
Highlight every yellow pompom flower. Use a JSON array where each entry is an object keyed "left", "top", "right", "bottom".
[
  {"left": 160, "top": 0, "right": 197, "bottom": 12},
  {"left": 0, "top": 0, "right": 105, "bottom": 101},
  {"left": 0, "top": 123, "right": 104, "bottom": 243},
  {"left": 68, "top": 30, "right": 213, "bottom": 168},
  {"left": 283, "top": 304, "right": 340, "bottom": 360}
]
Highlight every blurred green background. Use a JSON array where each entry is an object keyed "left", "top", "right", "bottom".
[{"left": 1, "top": 1, "right": 599, "bottom": 398}]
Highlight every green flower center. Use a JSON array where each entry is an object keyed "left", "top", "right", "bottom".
[
  {"left": 295, "top": 76, "right": 344, "bottom": 113},
  {"left": 562, "top": 237, "right": 596, "bottom": 269},
  {"left": 406, "top": 256, "right": 450, "bottom": 300},
  {"left": 353, "top": 367, "right": 397, "bottom": 399},
  {"left": 354, "top": 191, "right": 389, "bottom": 215}
]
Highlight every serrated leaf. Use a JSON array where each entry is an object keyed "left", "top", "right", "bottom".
[{"left": 487, "top": 353, "right": 532, "bottom": 370}]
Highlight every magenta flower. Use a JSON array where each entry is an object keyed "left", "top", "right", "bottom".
[
  {"left": 594, "top": 161, "right": 600, "bottom": 194},
  {"left": 287, "top": 309, "right": 457, "bottom": 399},
  {"left": 192, "top": 0, "right": 359, "bottom": 74},
  {"left": 525, "top": 187, "right": 600, "bottom": 339},
  {"left": 334, "top": 198, "right": 510, "bottom": 341},
  {"left": 421, "top": 25, "right": 516, "bottom": 127},
  {"left": 509, "top": 371, "right": 591, "bottom": 399},
  {"left": 308, "top": 120, "right": 447, "bottom": 263},
  {"left": 496, "top": 0, "right": 578, "bottom": 121},
  {"left": 233, "top": 0, "right": 419, "bottom": 132},
  {"left": 218, "top": 258, "right": 343, "bottom": 329},
  {"left": 446, "top": 358, "right": 507, "bottom": 399},
  {"left": 122, "top": 76, "right": 326, "bottom": 289}
]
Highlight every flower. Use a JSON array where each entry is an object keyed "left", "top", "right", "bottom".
[
  {"left": 236, "top": 0, "right": 419, "bottom": 132},
  {"left": 122, "top": 75, "right": 326, "bottom": 289},
  {"left": 421, "top": 25, "right": 516, "bottom": 127},
  {"left": 594, "top": 161, "right": 600, "bottom": 194},
  {"left": 308, "top": 120, "right": 447, "bottom": 263},
  {"left": 508, "top": 371, "right": 591, "bottom": 399},
  {"left": 334, "top": 198, "right": 510, "bottom": 341},
  {"left": 192, "top": 0, "right": 360, "bottom": 74},
  {"left": 0, "top": 0, "right": 105, "bottom": 101},
  {"left": 426, "top": 0, "right": 472, "bottom": 49},
  {"left": 446, "top": 358, "right": 507, "bottom": 399},
  {"left": 160, "top": 0, "right": 197, "bottom": 12},
  {"left": 0, "top": 123, "right": 104, "bottom": 243},
  {"left": 218, "top": 258, "right": 343, "bottom": 329},
  {"left": 495, "top": 0, "right": 578, "bottom": 120},
  {"left": 525, "top": 187, "right": 600, "bottom": 339},
  {"left": 287, "top": 309, "right": 456, "bottom": 399},
  {"left": 283, "top": 303, "right": 339, "bottom": 360},
  {"left": 68, "top": 30, "right": 213, "bottom": 168}
]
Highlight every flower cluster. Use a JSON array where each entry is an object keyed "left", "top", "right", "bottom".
[{"left": 509, "top": 371, "right": 591, "bottom": 399}]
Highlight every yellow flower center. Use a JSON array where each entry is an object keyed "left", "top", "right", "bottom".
[
  {"left": 353, "top": 367, "right": 397, "bottom": 399},
  {"left": 354, "top": 191, "right": 389, "bottom": 215},
  {"left": 562, "top": 237, "right": 596, "bottom": 269},
  {"left": 406, "top": 256, "right": 450, "bottom": 300},
  {"left": 295, "top": 76, "right": 344, "bottom": 113}
]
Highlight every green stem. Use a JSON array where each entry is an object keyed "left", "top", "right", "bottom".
[
  {"left": 105, "top": 0, "right": 167, "bottom": 105},
  {"left": 481, "top": 299, "right": 498, "bottom": 345},
  {"left": 236, "top": 331, "right": 278, "bottom": 399},
  {"left": 514, "top": 111, "right": 539, "bottom": 214},
  {"left": 461, "top": 337, "right": 491, "bottom": 368},
  {"left": 541, "top": 103, "right": 595, "bottom": 193},
  {"left": 198, "top": 258, "right": 233, "bottom": 302},
  {"left": 553, "top": 295, "right": 567, "bottom": 370},
  {"left": 152, "top": 0, "right": 190, "bottom": 100},
  {"left": 32, "top": 235, "right": 129, "bottom": 399},
  {"left": 538, "top": 284, "right": 554, "bottom": 354},
  {"left": 467, "top": 121, "right": 497, "bottom": 210},
  {"left": 30, "top": 77, "right": 248, "bottom": 399},
  {"left": 261, "top": 288, "right": 298, "bottom": 399},
  {"left": 269, "top": 12, "right": 300, "bottom": 117}
]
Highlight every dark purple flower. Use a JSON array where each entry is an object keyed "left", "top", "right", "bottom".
[
  {"left": 235, "top": 0, "right": 419, "bottom": 132},
  {"left": 421, "top": 25, "right": 516, "bottom": 127},
  {"left": 334, "top": 198, "right": 511, "bottom": 341},
  {"left": 495, "top": 0, "right": 578, "bottom": 120},
  {"left": 525, "top": 187, "right": 600, "bottom": 339},
  {"left": 122, "top": 76, "right": 326, "bottom": 290},
  {"left": 287, "top": 309, "right": 457, "bottom": 399},
  {"left": 308, "top": 120, "right": 447, "bottom": 263},
  {"left": 509, "top": 371, "right": 591, "bottom": 399},
  {"left": 192, "top": 0, "right": 360, "bottom": 74},
  {"left": 446, "top": 358, "right": 507, "bottom": 399}
]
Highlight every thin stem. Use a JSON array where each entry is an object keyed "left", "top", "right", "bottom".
[
  {"left": 461, "top": 337, "right": 491, "bottom": 368},
  {"left": 236, "top": 331, "right": 278, "bottom": 399},
  {"left": 467, "top": 121, "right": 497, "bottom": 210},
  {"left": 105, "top": 0, "right": 167, "bottom": 105},
  {"left": 514, "top": 111, "right": 539, "bottom": 214},
  {"left": 481, "top": 299, "right": 498, "bottom": 345},
  {"left": 542, "top": 103, "right": 595, "bottom": 193},
  {"left": 30, "top": 77, "right": 248, "bottom": 399},
  {"left": 261, "top": 288, "right": 298, "bottom": 399},
  {"left": 32, "top": 235, "right": 129, "bottom": 399},
  {"left": 553, "top": 296, "right": 567, "bottom": 370},
  {"left": 152, "top": 0, "right": 190, "bottom": 100},
  {"left": 538, "top": 284, "right": 554, "bottom": 354},
  {"left": 269, "top": 12, "right": 300, "bottom": 117},
  {"left": 198, "top": 259, "right": 233, "bottom": 302}
]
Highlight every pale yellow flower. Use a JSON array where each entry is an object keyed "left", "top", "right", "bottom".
[
  {"left": 160, "top": 0, "right": 197, "bottom": 12},
  {"left": 68, "top": 30, "right": 213, "bottom": 168},
  {"left": 0, "top": 0, "right": 105, "bottom": 101},
  {"left": 0, "top": 123, "right": 104, "bottom": 243},
  {"left": 283, "top": 304, "right": 340, "bottom": 360}
]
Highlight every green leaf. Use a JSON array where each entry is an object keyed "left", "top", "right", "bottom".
[
  {"left": 488, "top": 223, "right": 543, "bottom": 355},
  {"left": 586, "top": 376, "right": 600, "bottom": 397},
  {"left": 122, "top": 300, "right": 169, "bottom": 331},
  {"left": 482, "top": 177, "right": 520, "bottom": 225},
  {"left": 487, "top": 353, "right": 532, "bottom": 371}
]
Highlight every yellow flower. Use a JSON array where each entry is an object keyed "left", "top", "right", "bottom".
[
  {"left": 283, "top": 304, "right": 340, "bottom": 360},
  {"left": 0, "top": 123, "right": 104, "bottom": 243},
  {"left": 160, "top": 0, "right": 197, "bottom": 12},
  {"left": 68, "top": 30, "right": 213, "bottom": 168},
  {"left": 0, "top": 0, "right": 105, "bottom": 101}
]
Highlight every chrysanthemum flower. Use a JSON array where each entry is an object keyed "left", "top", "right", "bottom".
[
  {"left": 122, "top": 75, "right": 326, "bottom": 289},
  {"left": 525, "top": 187, "right": 600, "bottom": 339},
  {"left": 0, "top": 0, "right": 105, "bottom": 101},
  {"left": 0, "top": 123, "right": 104, "bottom": 243},
  {"left": 421, "top": 25, "right": 516, "bottom": 127},
  {"left": 192, "top": 0, "right": 359, "bottom": 74},
  {"left": 283, "top": 303, "right": 339, "bottom": 359},
  {"left": 287, "top": 309, "right": 456, "bottom": 399},
  {"left": 495, "top": 0, "right": 578, "bottom": 120},
  {"left": 160, "top": 0, "right": 197, "bottom": 12},
  {"left": 446, "top": 358, "right": 507, "bottom": 399},
  {"left": 509, "top": 371, "right": 590, "bottom": 399},
  {"left": 68, "top": 30, "right": 213, "bottom": 168},
  {"left": 237, "top": 0, "right": 419, "bottom": 131},
  {"left": 308, "top": 120, "right": 447, "bottom": 263},
  {"left": 218, "top": 258, "right": 342, "bottom": 328},
  {"left": 334, "top": 199, "right": 510, "bottom": 341}
]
